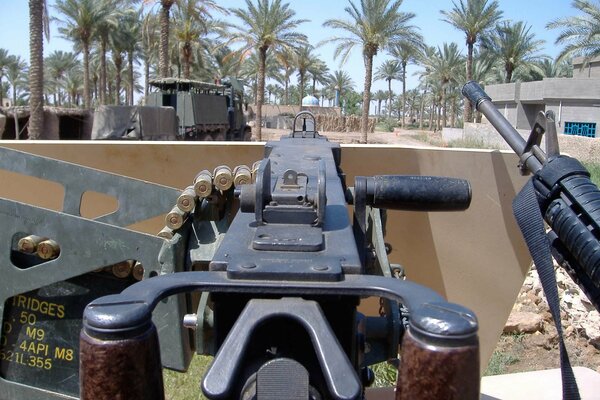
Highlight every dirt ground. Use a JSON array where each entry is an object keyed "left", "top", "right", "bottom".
[
  {"left": 255, "top": 125, "right": 600, "bottom": 376},
  {"left": 255, "top": 126, "right": 439, "bottom": 147}
]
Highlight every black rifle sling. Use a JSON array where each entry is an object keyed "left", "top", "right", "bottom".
[{"left": 513, "top": 179, "right": 580, "bottom": 400}]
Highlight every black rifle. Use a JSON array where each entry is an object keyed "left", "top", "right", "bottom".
[
  {"left": 79, "top": 112, "right": 479, "bottom": 400},
  {"left": 463, "top": 82, "right": 600, "bottom": 312}
]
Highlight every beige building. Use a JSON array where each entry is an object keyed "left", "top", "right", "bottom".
[{"left": 485, "top": 56, "right": 600, "bottom": 138}]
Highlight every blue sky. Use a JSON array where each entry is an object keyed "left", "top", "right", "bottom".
[{"left": 0, "top": 0, "right": 578, "bottom": 95}]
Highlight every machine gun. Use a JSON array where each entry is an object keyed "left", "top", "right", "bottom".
[
  {"left": 463, "top": 82, "right": 600, "bottom": 312},
  {"left": 0, "top": 112, "right": 479, "bottom": 399}
]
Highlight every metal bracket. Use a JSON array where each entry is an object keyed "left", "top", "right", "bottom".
[
  {"left": 202, "top": 298, "right": 361, "bottom": 400},
  {"left": 519, "top": 111, "right": 560, "bottom": 175}
]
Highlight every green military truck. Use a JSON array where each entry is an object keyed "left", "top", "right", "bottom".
[{"left": 146, "top": 77, "right": 251, "bottom": 141}]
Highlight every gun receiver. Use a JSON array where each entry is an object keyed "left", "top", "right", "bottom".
[{"left": 463, "top": 81, "right": 600, "bottom": 311}]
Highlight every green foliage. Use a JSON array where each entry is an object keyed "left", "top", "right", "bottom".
[
  {"left": 371, "top": 361, "right": 398, "bottom": 388},
  {"left": 163, "top": 355, "right": 212, "bottom": 400},
  {"left": 484, "top": 333, "right": 523, "bottom": 376},
  {"left": 376, "top": 117, "right": 399, "bottom": 132},
  {"left": 582, "top": 162, "right": 600, "bottom": 187},
  {"left": 484, "top": 349, "right": 520, "bottom": 376},
  {"left": 446, "top": 136, "right": 491, "bottom": 149}
]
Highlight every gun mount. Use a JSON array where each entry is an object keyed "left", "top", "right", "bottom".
[{"left": 1, "top": 110, "right": 540, "bottom": 399}]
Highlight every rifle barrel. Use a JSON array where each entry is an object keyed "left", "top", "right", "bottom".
[{"left": 462, "top": 81, "right": 544, "bottom": 173}]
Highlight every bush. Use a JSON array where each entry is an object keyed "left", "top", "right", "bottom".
[{"left": 376, "top": 118, "right": 399, "bottom": 132}]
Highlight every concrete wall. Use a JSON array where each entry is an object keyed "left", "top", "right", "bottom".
[
  {"left": 545, "top": 100, "right": 600, "bottom": 134},
  {"left": 442, "top": 122, "right": 600, "bottom": 163},
  {"left": 573, "top": 56, "right": 600, "bottom": 79},
  {"left": 485, "top": 83, "right": 519, "bottom": 102},
  {"left": 259, "top": 104, "right": 342, "bottom": 118},
  {"left": 489, "top": 79, "right": 600, "bottom": 103}
]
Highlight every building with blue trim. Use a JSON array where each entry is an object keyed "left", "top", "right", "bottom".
[{"left": 485, "top": 56, "right": 600, "bottom": 138}]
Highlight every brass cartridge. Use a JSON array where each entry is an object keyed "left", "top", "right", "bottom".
[{"left": 194, "top": 170, "right": 213, "bottom": 198}]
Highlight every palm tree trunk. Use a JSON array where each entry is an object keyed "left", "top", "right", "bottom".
[
  {"left": 464, "top": 43, "right": 474, "bottom": 124},
  {"left": 442, "top": 87, "right": 447, "bottom": 128},
  {"left": 256, "top": 47, "right": 268, "bottom": 141},
  {"left": 159, "top": 3, "right": 172, "bottom": 78},
  {"left": 83, "top": 42, "right": 91, "bottom": 108},
  {"left": 183, "top": 43, "right": 191, "bottom": 79},
  {"left": 114, "top": 56, "right": 122, "bottom": 105},
  {"left": 402, "top": 60, "right": 407, "bottom": 127},
  {"left": 419, "top": 86, "right": 427, "bottom": 130},
  {"left": 506, "top": 65, "right": 513, "bottom": 83},
  {"left": 451, "top": 96, "right": 456, "bottom": 128},
  {"left": 12, "top": 83, "right": 17, "bottom": 106},
  {"left": 429, "top": 102, "right": 434, "bottom": 131},
  {"left": 361, "top": 53, "right": 374, "bottom": 143},
  {"left": 144, "top": 58, "right": 150, "bottom": 102},
  {"left": 100, "top": 37, "right": 108, "bottom": 105},
  {"left": 128, "top": 50, "right": 134, "bottom": 106},
  {"left": 28, "top": 0, "right": 44, "bottom": 139},
  {"left": 387, "top": 79, "right": 392, "bottom": 118},
  {"left": 299, "top": 72, "right": 305, "bottom": 107},
  {"left": 284, "top": 78, "right": 289, "bottom": 105},
  {"left": 419, "top": 96, "right": 425, "bottom": 130}
]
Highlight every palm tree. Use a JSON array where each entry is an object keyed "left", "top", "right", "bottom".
[
  {"left": 390, "top": 36, "right": 424, "bottom": 126},
  {"left": 483, "top": 21, "right": 546, "bottom": 83},
  {"left": 373, "top": 89, "right": 389, "bottom": 116},
  {"left": 172, "top": 0, "right": 224, "bottom": 79},
  {"left": 308, "top": 59, "right": 329, "bottom": 96},
  {"left": 326, "top": 70, "right": 355, "bottom": 108},
  {"left": 55, "top": 0, "right": 112, "bottom": 108},
  {"left": 202, "top": 43, "right": 243, "bottom": 83},
  {"left": 46, "top": 51, "right": 79, "bottom": 106},
  {"left": 64, "top": 67, "right": 84, "bottom": 106},
  {"left": 295, "top": 45, "right": 318, "bottom": 106},
  {"left": 225, "top": 0, "right": 308, "bottom": 141},
  {"left": 239, "top": 51, "right": 281, "bottom": 105},
  {"left": 440, "top": 0, "right": 502, "bottom": 123},
  {"left": 141, "top": 11, "right": 159, "bottom": 98},
  {"left": 323, "top": 0, "right": 417, "bottom": 143},
  {"left": 29, "top": 0, "right": 49, "bottom": 138},
  {"left": 94, "top": 1, "right": 124, "bottom": 105},
  {"left": 374, "top": 60, "right": 402, "bottom": 118},
  {"left": 120, "top": 10, "right": 142, "bottom": 105},
  {"left": 0, "top": 49, "right": 11, "bottom": 105},
  {"left": 421, "top": 43, "right": 464, "bottom": 128},
  {"left": 275, "top": 48, "right": 296, "bottom": 105},
  {"left": 535, "top": 58, "right": 573, "bottom": 78},
  {"left": 157, "top": 0, "right": 177, "bottom": 78},
  {"left": 6, "top": 56, "right": 28, "bottom": 107},
  {"left": 547, "top": 0, "right": 600, "bottom": 62}
]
